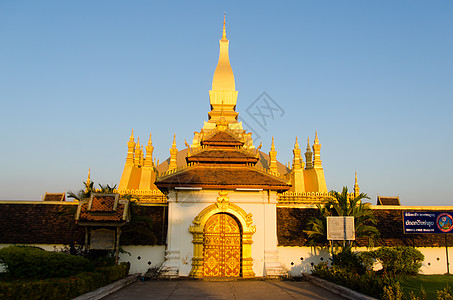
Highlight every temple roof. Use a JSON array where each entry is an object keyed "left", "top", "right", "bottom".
[
  {"left": 201, "top": 131, "right": 244, "bottom": 146},
  {"left": 156, "top": 165, "right": 290, "bottom": 190},
  {"left": 187, "top": 149, "right": 258, "bottom": 164},
  {"left": 377, "top": 196, "right": 401, "bottom": 206},
  {"left": 75, "top": 194, "right": 130, "bottom": 225}
]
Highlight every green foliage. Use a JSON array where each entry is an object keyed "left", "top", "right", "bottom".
[
  {"left": 121, "top": 200, "right": 158, "bottom": 244},
  {"left": 0, "top": 246, "right": 93, "bottom": 280},
  {"left": 67, "top": 181, "right": 117, "bottom": 201},
  {"left": 437, "top": 286, "right": 453, "bottom": 300},
  {"left": 382, "top": 281, "right": 404, "bottom": 300},
  {"left": 312, "top": 262, "right": 392, "bottom": 298},
  {"left": 0, "top": 262, "right": 130, "bottom": 300},
  {"left": 369, "top": 246, "right": 424, "bottom": 276},
  {"left": 304, "top": 186, "right": 379, "bottom": 249},
  {"left": 333, "top": 248, "right": 366, "bottom": 275},
  {"left": 407, "top": 286, "right": 427, "bottom": 300}
]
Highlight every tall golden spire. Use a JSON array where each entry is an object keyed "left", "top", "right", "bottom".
[
  {"left": 208, "top": 14, "right": 239, "bottom": 124},
  {"left": 212, "top": 14, "right": 234, "bottom": 91}
]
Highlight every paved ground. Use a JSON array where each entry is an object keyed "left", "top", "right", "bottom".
[{"left": 103, "top": 280, "right": 347, "bottom": 300}]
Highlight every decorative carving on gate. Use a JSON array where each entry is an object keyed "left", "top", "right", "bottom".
[
  {"left": 189, "top": 199, "right": 255, "bottom": 278},
  {"left": 203, "top": 213, "right": 241, "bottom": 277}
]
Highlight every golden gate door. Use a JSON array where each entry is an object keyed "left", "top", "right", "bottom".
[{"left": 203, "top": 213, "right": 241, "bottom": 277}]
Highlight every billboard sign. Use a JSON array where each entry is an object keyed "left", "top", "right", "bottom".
[
  {"left": 327, "top": 216, "right": 355, "bottom": 240},
  {"left": 403, "top": 211, "right": 453, "bottom": 234}
]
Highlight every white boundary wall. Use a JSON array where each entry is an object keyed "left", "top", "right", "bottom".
[
  {"left": 278, "top": 246, "right": 452, "bottom": 275},
  {"left": 118, "top": 245, "right": 166, "bottom": 274}
]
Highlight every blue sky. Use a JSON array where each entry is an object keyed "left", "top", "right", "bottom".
[{"left": 1, "top": 1, "right": 452, "bottom": 206}]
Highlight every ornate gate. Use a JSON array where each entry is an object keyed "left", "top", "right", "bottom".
[{"left": 203, "top": 213, "right": 241, "bottom": 277}]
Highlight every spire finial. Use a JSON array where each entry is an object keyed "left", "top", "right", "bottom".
[
  {"left": 172, "top": 133, "right": 177, "bottom": 148},
  {"left": 129, "top": 129, "right": 134, "bottom": 142},
  {"left": 306, "top": 137, "right": 311, "bottom": 151},
  {"left": 271, "top": 136, "right": 275, "bottom": 151},
  {"left": 314, "top": 131, "right": 319, "bottom": 144},
  {"left": 294, "top": 136, "right": 299, "bottom": 149},
  {"left": 148, "top": 133, "right": 152, "bottom": 146},
  {"left": 222, "top": 12, "right": 226, "bottom": 39}
]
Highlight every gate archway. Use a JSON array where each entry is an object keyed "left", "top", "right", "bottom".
[{"left": 189, "top": 191, "right": 256, "bottom": 278}]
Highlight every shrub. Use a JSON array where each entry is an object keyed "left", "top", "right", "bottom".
[
  {"left": 437, "top": 286, "right": 453, "bottom": 300},
  {"left": 312, "top": 262, "right": 392, "bottom": 298},
  {"left": 0, "top": 262, "right": 130, "bottom": 300},
  {"left": 0, "top": 246, "right": 93, "bottom": 279},
  {"left": 372, "top": 246, "right": 424, "bottom": 276},
  {"left": 333, "top": 248, "right": 366, "bottom": 275},
  {"left": 381, "top": 281, "right": 403, "bottom": 300}
]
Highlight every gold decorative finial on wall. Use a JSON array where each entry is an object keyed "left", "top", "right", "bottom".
[
  {"left": 85, "top": 168, "right": 91, "bottom": 193},
  {"left": 354, "top": 172, "right": 360, "bottom": 198}
]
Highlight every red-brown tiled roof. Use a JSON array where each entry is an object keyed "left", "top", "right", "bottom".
[
  {"left": 42, "top": 193, "right": 66, "bottom": 201},
  {"left": 0, "top": 203, "right": 85, "bottom": 244},
  {"left": 78, "top": 202, "right": 127, "bottom": 223},
  {"left": 187, "top": 149, "right": 258, "bottom": 164},
  {"left": 202, "top": 131, "right": 243, "bottom": 146},
  {"left": 156, "top": 165, "right": 290, "bottom": 190},
  {"left": 89, "top": 195, "right": 117, "bottom": 212},
  {"left": 0, "top": 202, "right": 167, "bottom": 246},
  {"left": 377, "top": 196, "right": 401, "bottom": 206}
]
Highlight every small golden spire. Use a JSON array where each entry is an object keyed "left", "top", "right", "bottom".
[
  {"left": 314, "top": 131, "right": 319, "bottom": 144},
  {"left": 294, "top": 136, "right": 299, "bottom": 149},
  {"left": 172, "top": 133, "right": 177, "bottom": 148},
  {"left": 136, "top": 137, "right": 140, "bottom": 148},
  {"left": 169, "top": 134, "right": 178, "bottom": 170},
  {"left": 222, "top": 12, "right": 226, "bottom": 40},
  {"left": 148, "top": 133, "right": 152, "bottom": 146},
  {"left": 354, "top": 172, "right": 360, "bottom": 198},
  {"left": 271, "top": 136, "right": 275, "bottom": 151},
  {"left": 85, "top": 168, "right": 91, "bottom": 193},
  {"left": 306, "top": 137, "right": 310, "bottom": 151},
  {"left": 129, "top": 129, "right": 134, "bottom": 142}
]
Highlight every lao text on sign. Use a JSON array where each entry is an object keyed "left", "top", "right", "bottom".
[{"left": 403, "top": 211, "right": 453, "bottom": 234}]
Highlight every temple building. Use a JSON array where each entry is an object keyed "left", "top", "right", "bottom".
[
  {"left": 116, "top": 16, "right": 331, "bottom": 278},
  {"left": 0, "top": 17, "right": 451, "bottom": 279}
]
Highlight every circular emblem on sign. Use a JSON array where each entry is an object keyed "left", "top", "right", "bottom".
[{"left": 436, "top": 213, "right": 453, "bottom": 233}]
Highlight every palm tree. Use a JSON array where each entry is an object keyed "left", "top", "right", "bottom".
[
  {"left": 67, "top": 182, "right": 117, "bottom": 201},
  {"left": 305, "top": 187, "right": 379, "bottom": 250}
]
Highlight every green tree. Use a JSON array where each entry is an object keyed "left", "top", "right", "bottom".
[{"left": 305, "top": 186, "right": 379, "bottom": 250}]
